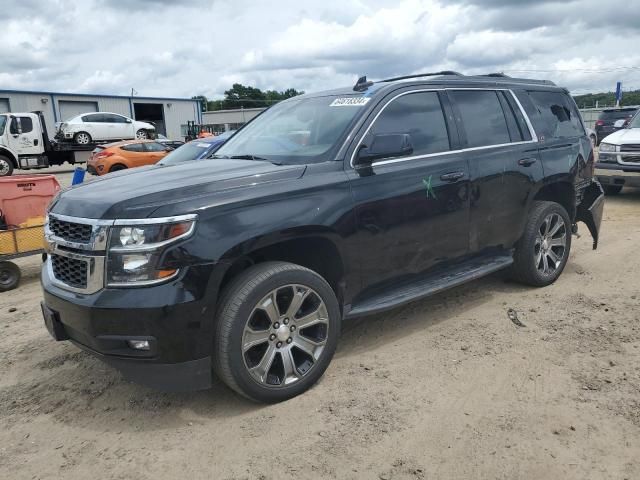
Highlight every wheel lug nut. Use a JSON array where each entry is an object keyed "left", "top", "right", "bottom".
[
  {"left": 274, "top": 322, "right": 280, "bottom": 329},
  {"left": 283, "top": 318, "right": 289, "bottom": 325},
  {"left": 290, "top": 325, "right": 296, "bottom": 332},
  {"left": 286, "top": 337, "right": 293, "bottom": 344},
  {"left": 269, "top": 334, "right": 276, "bottom": 341},
  {"left": 276, "top": 341, "right": 283, "bottom": 348}
]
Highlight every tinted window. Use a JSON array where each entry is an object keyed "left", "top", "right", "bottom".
[
  {"left": 121, "top": 143, "right": 144, "bottom": 152},
  {"left": 528, "top": 91, "right": 583, "bottom": 139},
  {"left": 19, "top": 117, "right": 33, "bottom": 133},
  {"left": 449, "top": 90, "right": 510, "bottom": 148},
  {"left": 370, "top": 92, "right": 450, "bottom": 156},
  {"left": 103, "top": 113, "right": 127, "bottom": 123},
  {"left": 144, "top": 142, "right": 167, "bottom": 152},
  {"left": 599, "top": 109, "right": 637, "bottom": 121},
  {"left": 82, "top": 113, "right": 104, "bottom": 123}
]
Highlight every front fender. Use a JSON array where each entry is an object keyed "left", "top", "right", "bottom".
[{"left": 576, "top": 180, "right": 604, "bottom": 249}]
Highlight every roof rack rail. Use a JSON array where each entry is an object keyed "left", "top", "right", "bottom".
[
  {"left": 380, "top": 71, "right": 464, "bottom": 83},
  {"left": 353, "top": 75, "right": 374, "bottom": 92}
]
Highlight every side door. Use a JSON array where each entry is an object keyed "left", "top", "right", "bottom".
[
  {"left": 7, "top": 115, "right": 42, "bottom": 156},
  {"left": 142, "top": 141, "right": 170, "bottom": 164},
  {"left": 447, "top": 89, "right": 543, "bottom": 252},
  {"left": 346, "top": 89, "right": 470, "bottom": 292},
  {"left": 102, "top": 113, "right": 125, "bottom": 139},
  {"left": 80, "top": 113, "right": 104, "bottom": 139},
  {"left": 119, "top": 143, "right": 148, "bottom": 167}
]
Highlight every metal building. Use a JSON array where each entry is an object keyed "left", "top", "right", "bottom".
[
  {"left": 201, "top": 107, "right": 265, "bottom": 133},
  {"left": 0, "top": 89, "right": 202, "bottom": 140}
]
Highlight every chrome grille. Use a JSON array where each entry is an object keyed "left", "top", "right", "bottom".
[
  {"left": 51, "top": 254, "right": 88, "bottom": 289},
  {"left": 621, "top": 144, "right": 640, "bottom": 152},
  {"left": 49, "top": 217, "right": 92, "bottom": 243}
]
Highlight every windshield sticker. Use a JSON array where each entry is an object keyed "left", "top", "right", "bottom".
[
  {"left": 330, "top": 97, "right": 371, "bottom": 107},
  {"left": 196, "top": 143, "right": 210, "bottom": 147}
]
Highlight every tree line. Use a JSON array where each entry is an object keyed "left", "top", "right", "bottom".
[
  {"left": 573, "top": 90, "right": 640, "bottom": 109},
  {"left": 192, "top": 84, "right": 304, "bottom": 112}
]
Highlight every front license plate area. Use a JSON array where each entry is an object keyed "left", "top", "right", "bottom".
[{"left": 41, "top": 302, "right": 69, "bottom": 341}]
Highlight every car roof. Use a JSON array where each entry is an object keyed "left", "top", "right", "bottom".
[
  {"left": 101, "top": 139, "right": 158, "bottom": 149},
  {"left": 291, "top": 72, "right": 563, "bottom": 102}
]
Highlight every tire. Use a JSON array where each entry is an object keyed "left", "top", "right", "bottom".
[
  {"left": 0, "top": 261, "right": 20, "bottom": 292},
  {"left": 73, "top": 132, "right": 92, "bottom": 145},
  {"left": 109, "top": 164, "right": 127, "bottom": 173},
  {"left": 511, "top": 201, "right": 572, "bottom": 287},
  {"left": 603, "top": 185, "right": 622, "bottom": 195},
  {"left": 213, "top": 261, "right": 341, "bottom": 403},
  {"left": 135, "top": 129, "right": 148, "bottom": 140},
  {"left": 0, "top": 155, "right": 14, "bottom": 177}
]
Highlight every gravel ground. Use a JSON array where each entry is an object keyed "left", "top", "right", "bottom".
[{"left": 0, "top": 172, "right": 638, "bottom": 479}]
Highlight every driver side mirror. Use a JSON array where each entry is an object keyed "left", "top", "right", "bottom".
[
  {"left": 613, "top": 119, "right": 626, "bottom": 128},
  {"left": 126, "top": 118, "right": 132, "bottom": 124},
  {"left": 355, "top": 133, "right": 414, "bottom": 167}
]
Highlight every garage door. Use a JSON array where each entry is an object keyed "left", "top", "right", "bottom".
[
  {"left": 58, "top": 101, "right": 98, "bottom": 122},
  {"left": 0, "top": 98, "right": 9, "bottom": 114}
]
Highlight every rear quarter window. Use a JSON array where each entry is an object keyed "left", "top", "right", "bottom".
[
  {"left": 121, "top": 143, "right": 145, "bottom": 152},
  {"left": 527, "top": 91, "right": 584, "bottom": 139}
]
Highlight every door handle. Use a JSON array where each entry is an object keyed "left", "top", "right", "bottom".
[
  {"left": 518, "top": 158, "right": 537, "bottom": 167},
  {"left": 440, "top": 171, "right": 465, "bottom": 182}
]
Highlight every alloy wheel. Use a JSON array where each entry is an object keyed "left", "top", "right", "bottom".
[
  {"left": 76, "top": 133, "right": 90, "bottom": 144},
  {"left": 242, "top": 284, "right": 329, "bottom": 387},
  {"left": 136, "top": 130, "right": 147, "bottom": 139},
  {"left": 534, "top": 213, "right": 567, "bottom": 275},
  {"left": 0, "top": 158, "right": 10, "bottom": 176}
]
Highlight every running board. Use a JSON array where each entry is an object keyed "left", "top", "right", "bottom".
[{"left": 345, "top": 254, "right": 513, "bottom": 319}]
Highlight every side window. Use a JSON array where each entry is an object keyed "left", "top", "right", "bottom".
[
  {"left": 528, "top": 91, "right": 584, "bottom": 139},
  {"left": 370, "top": 91, "right": 450, "bottom": 156},
  {"left": 121, "top": 143, "right": 144, "bottom": 152},
  {"left": 449, "top": 90, "right": 510, "bottom": 148},
  {"left": 82, "top": 113, "right": 104, "bottom": 123},
  {"left": 104, "top": 114, "right": 127, "bottom": 123},
  {"left": 19, "top": 117, "right": 33, "bottom": 133},
  {"left": 144, "top": 142, "right": 167, "bottom": 152}
]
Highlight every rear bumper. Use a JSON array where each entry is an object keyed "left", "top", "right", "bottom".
[{"left": 576, "top": 180, "right": 605, "bottom": 250}]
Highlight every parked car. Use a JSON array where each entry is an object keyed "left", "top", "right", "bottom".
[
  {"left": 594, "top": 107, "right": 638, "bottom": 145},
  {"left": 154, "top": 134, "right": 184, "bottom": 150},
  {"left": 86, "top": 139, "right": 171, "bottom": 175},
  {"left": 57, "top": 112, "right": 155, "bottom": 145},
  {"left": 158, "top": 130, "right": 235, "bottom": 165},
  {"left": 41, "top": 72, "right": 603, "bottom": 402},
  {"left": 596, "top": 111, "right": 640, "bottom": 194}
]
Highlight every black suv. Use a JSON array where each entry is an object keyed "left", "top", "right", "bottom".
[
  {"left": 594, "top": 107, "right": 638, "bottom": 145},
  {"left": 41, "top": 72, "right": 604, "bottom": 402}
]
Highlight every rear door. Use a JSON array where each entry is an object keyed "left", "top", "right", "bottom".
[
  {"left": 448, "top": 89, "right": 542, "bottom": 252},
  {"left": 346, "top": 89, "right": 470, "bottom": 291},
  {"left": 80, "top": 113, "right": 104, "bottom": 140}
]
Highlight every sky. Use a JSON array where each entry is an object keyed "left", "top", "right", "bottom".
[{"left": 2, "top": 0, "right": 640, "bottom": 99}]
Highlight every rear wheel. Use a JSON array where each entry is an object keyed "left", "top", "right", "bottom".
[
  {"left": 73, "top": 132, "right": 92, "bottom": 145},
  {"left": 0, "top": 155, "right": 14, "bottom": 176},
  {"left": 213, "top": 261, "right": 340, "bottom": 403},
  {"left": 0, "top": 261, "right": 20, "bottom": 292},
  {"left": 603, "top": 185, "right": 622, "bottom": 195},
  {"left": 511, "top": 201, "right": 571, "bottom": 287}
]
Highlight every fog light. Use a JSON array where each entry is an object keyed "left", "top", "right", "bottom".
[{"left": 127, "top": 340, "right": 150, "bottom": 350}]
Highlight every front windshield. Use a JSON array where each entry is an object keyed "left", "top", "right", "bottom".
[
  {"left": 160, "top": 141, "right": 213, "bottom": 165},
  {"left": 0, "top": 116, "right": 6, "bottom": 135},
  {"left": 213, "top": 95, "right": 367, "bottom": 164}
]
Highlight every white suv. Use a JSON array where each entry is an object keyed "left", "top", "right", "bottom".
[
  {"left": 58, "top": 112, "right": 155, "bottom": 145},
  {"left": 596, "top": 112, "right": 640, "bottom": 195}
]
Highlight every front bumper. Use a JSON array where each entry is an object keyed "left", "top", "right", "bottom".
[
  {"left": 41, "top": 263, "right": 217, "bottom": 391},
  {"left": 595, "top": 164, "right": 640, "bottom": 188}
]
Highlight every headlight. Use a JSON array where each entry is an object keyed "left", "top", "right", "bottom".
[
  {"left": 106, "top": 215, "right": 196, "bottom": 286},
  {"left": 599, "top": 143, "right": 618, "bottom": 153}
]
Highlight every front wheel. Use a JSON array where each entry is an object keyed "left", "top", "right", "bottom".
[
  {"left": 511, "top": 201, "right": 572, "bottom": 287},
  {"left": 73, "top": 131, "right": 92, "bottom": 145},
  {"left": 0, "top": 155, "right": 14, "bottom": 177},
  {"left": 213, "top": 262, "right": 341, "bottom": 403},
  {"left": 135, "top": 129, "right": 148, "bottom": 140}
]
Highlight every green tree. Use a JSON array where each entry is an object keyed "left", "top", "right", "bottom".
[{"left": 573, "top": 90, "right": 640, "bottom": 109}]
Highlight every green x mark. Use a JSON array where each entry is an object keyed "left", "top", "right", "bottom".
[{"left": 423, "top": 175, "right": 437, "bottom": 199}]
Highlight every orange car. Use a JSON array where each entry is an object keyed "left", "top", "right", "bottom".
[{"left": 86, "top": 140, "right": 171, "bottom": 175}]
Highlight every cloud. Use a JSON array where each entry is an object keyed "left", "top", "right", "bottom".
[{"left": 0, "top": 0, "right": 639, "bottom": 99}]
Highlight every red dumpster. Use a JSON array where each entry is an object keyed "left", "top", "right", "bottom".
[{"left": 0, "top": 174, "right": 61, "bottom": 227}]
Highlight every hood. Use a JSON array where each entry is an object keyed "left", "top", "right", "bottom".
[
  {"left": 51, "top": 159, "right": 306, "bottom": 219},
  {"left": 601, "top": 127, "right": 640, "bottom": 145}
]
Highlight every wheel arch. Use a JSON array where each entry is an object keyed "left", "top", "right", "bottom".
[
  {"left": 532, "top": 180, "right": 576, "bottom": 221},
  {"left": 0, "top": 147, "right": 18, "bottom": 167}
]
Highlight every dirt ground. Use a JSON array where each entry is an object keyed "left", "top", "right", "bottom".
[{"left": 1, "top": 171, "right": 639, "bottom": 479}]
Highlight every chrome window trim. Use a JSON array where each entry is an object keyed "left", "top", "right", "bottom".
[{"left": 349, "top": 87, "right": 539, "bottom": 168}]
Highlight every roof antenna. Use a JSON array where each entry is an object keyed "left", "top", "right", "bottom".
[{"left": 353, "top": 75, "right": 373, "bottom": 92}]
